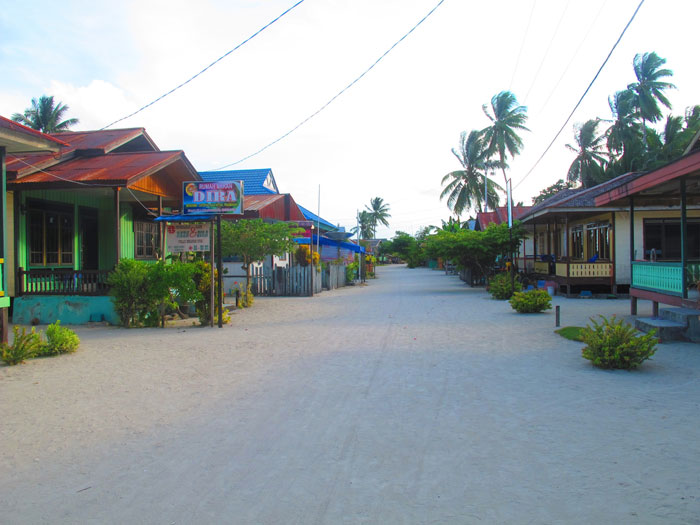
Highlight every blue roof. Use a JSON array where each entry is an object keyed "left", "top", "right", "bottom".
[
  {"left": 198, "top": 169, "right": 278, "bottom": 195},
  {"left": 298, "top": 204, "right": 337, "bottom": 231}
]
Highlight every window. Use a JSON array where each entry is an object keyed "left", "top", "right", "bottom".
[
  {"left": 135, "top": 221, "right": 160, "bottom": 259},
  {"left": 585, "top": 222, "right": 610, "bottom": 260},
  {"left": 571, "top": 226, "right": 584, "bottom": 260},
  {"left": 28, "top": 209, "right": 73, "bottom": 266},
  {"left": 644, "top": 219, "right": 700, "bottom": 260}
]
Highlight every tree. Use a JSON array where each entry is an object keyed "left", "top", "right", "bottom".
[
  {"left": 365, "top": 197, "right": 391, "bottom": 236},
  {"left": 440, "top": 130, "right": 501, "bottom": 216},
  {"left": 627, "top": 52, "right": 675, "bottom": 147},
  {"left": 220, "top": 219, "right": 301, "bottom": 302},
  {"left": 12, "top": 95, "right": 79, "bottom": 133},
  {"left": 566, "top": 119, "right": 608, "bottom": 188},
  {"left": 357, "top": 210, "right": 375, "bottom": 239},
  {"left": 532, "top": 179, "right": 575, "bottom": 205},
  {"left": 481, "top": 91, "right": 529, "bottom": 187}
]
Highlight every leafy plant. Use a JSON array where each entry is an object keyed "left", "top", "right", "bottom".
[
  {"left": 192, "top": 261, "right": 230, "bottom": 325},
  {"left": 107, "top": 259, "right": 152, "bottom": 327},
  {"left": 488, "top": 272, "right": 522, "bottom": 300},
  {"left": 43, "top": 320, "right": 80, "bottom": 355},
  {"left": 581, "top": 315, "right": 657, "bottom": 369},
  {"left": 1, "top": 326, "right": 43, "bottom": 365},
  {"left": 509, "top": 289, "right": 552, "bottom": 313}
]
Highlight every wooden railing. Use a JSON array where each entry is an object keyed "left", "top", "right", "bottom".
[
  {"left": 17, "top": 267, "right": 111, "bottom": 296},
  {"left": 567, "top": 262, "right": 613, "bottom": 278},
  {"left": 534, "top": 261, "right": 549, "bottom": 274}
]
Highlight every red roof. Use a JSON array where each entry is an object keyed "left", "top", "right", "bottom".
[
  {"left": 8, "top": 151, "right": 197, "bottom": 195},
  {"left": 0, "top": 116, "right": 70, "bottom": 152},
  {"left": 5, "top": 128, "right": 156, "bottom": 177},
  {"left": 239, "top": 193, "right": 305, "bottom": 221},
  {"left": 477, "top": 206, "right": 532, "bottom": 228}
]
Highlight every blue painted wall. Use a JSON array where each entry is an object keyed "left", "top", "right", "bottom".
[{"left": 13, "top": 295, "right": 119, "bottom": 325}]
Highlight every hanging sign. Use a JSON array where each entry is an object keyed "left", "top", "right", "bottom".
[
  {"left": 166, "top": 223, "right": 210, "bottom": 252},
  {"left": 182, "top": 180, "right": 243, "bottom": 214}
]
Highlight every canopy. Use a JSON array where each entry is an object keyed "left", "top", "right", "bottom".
[{"left": 294, "top": 234, "right": 365, "bottom": 253}]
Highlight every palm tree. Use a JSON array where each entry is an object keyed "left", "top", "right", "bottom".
[
  {"left": 12, "top": 95, "right": 79, "bottom": 133},
  {"left": 440, "top": 130, "right": 501, "bottom": 216},
  {"left": 627, "top": 52, "right": 675, "bottom": 147},
  {"left": 481, "top": 91, "right": 529, "bottom": 187},
  {"left": 358, "top": 210, "right": 374, "bottom": 239},
  {"left": 566, "top": 119, "right": 608, "bottom": 188},
  {"left": 365, "top": 197, "right": 391, "bottom": 236}
]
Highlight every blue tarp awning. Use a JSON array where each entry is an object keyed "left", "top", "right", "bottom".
[
  {"left": 154, "top": 214, "right": 216, "bottom": 222},
  {"left": 294, "top": 234, "right": 365, "bottom": 253}
]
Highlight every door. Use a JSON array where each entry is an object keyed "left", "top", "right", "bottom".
[{"left": 79, "top": 207, "right": 99, "bottom": 270}]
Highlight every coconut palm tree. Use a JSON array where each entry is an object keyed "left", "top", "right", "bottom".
[
  {"left": 627, "top": 52, "right": 675, "bottom": 147},
  {"left": 440, "top": 130, "right": 501, "bottom": 216},
  {"left": 365, "top": 197, "right": 391, "bottom": 234},
  {"left": 481, "top": 91, "right": 529, "bottom": 187},
  {"left": 357, "top": 210, "right": 375, "bottom": 239},
  {"left": 566, "top": 119, "right": 608, "bottom": 188},
  {"left": 12, "top": 95, "right": 79, "bottom": 133}
]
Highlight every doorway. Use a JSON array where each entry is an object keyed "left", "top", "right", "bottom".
[{"left": 79, "top": 207, "right": 99, "bottom": 270}]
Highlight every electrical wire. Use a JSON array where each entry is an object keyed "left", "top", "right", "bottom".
[
  {"left": 523, "top": 0, "right": 571, "bottom": 104},
  {"left": 100, "top": 0, "right": 307, "bottom": 130},
  {"left": 534, "top": 0, "right": 609, "bottom": 118},
  {"left": 513, "top": 0, "right": 645, "bottom": 191},
  {"left": 210, "top": 0, "right": 448, "bottom": 171},
  {"left": 509, "top": 0, "right": 536, "bottom": 92}
]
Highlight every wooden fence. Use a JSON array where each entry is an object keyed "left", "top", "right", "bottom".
[
  {"left": 251, "top": 263, "right": 346, "bottom": 297},
  {"left": 17, "top": 267, "right": 111, "bottom": 296}
]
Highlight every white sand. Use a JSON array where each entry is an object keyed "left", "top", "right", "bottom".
[{"left": 1, "top": 265, "right": 699, "bottom": 524}]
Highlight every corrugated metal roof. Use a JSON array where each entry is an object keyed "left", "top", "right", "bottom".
[
  {"left": 0, "top": 116, "right": 69, "bottom": 153},
  {"left": 199, "top": 168, "right": 278, "bottom": 195},
  {"left": 51, "top": 128, "right": 153, "bottom": 153},
  {"left": 297, "top": 204, "right": 337, "bottom": 231},
  {"left": 477, "top": 206, "right": 531, "bottom": 228},
  {"left": 9, "top": 151, "right": 190, "bottom": 186}
]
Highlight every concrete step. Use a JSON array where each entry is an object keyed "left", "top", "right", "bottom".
[
  {"left": 659, "top": 308, "right": 700, "bottom": 343},
  {"left": 635, "top": 318, "right": 686, "bottom": 342}
]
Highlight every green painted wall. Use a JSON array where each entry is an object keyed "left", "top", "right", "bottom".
[{"left": 17, "top": 189, "right": 140, "bottom": 272}]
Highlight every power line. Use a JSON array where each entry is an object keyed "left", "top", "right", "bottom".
[
  {"left": 210, "top": 0, "right": 448, "bottom": 171},
  {"left": 523, "top": 0, "right": 571, "bottom": 104},
  {"left": 509, "top": 0, "right": 536, "bottom": 92},
  {"left": 100, "top": 0, "right": 307, "bottom": 130},
  {"left": 513, "top": 0, "right": 645, "bottom": 192}
]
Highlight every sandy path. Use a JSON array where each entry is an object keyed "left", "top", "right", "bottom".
[{"left": 1, "top": 265, "right": 699, "bottom": 524}]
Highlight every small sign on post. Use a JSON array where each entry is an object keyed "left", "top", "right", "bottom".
[{"left": 166, "top": 223, "right": 211, "bottom": 252}]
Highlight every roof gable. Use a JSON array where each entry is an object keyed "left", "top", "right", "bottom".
[{"left": 198, "top": 169, "right": 279, "bottom": 195}]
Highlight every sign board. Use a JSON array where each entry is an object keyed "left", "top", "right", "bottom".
[
  {"left": 182, "top": 180, "right": 243, "bottom": 214},
  {"left": 166, "top": 223, "right": 210, "bottom": 252}
]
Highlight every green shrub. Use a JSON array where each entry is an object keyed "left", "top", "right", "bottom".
[
  {"left": 1, "top": 326, "right": 43, "bottom": 365},
  {"left": 488, "top": 272, "right": 522, "bottom": 300},
  {"left": 43, "top": 320, "right": 80, "bottom": 355},
  {"left": 509, "top": 289, "right": 552, "bottom": 313},
  {"left": 108, "top": 259, "right": 152, "bottom": 327},
  {"left": 192, "top": 261, "right": 229, "bottom": 325},
  {"left": 581, "top": 316, "right": 657, "bottom": 369}
]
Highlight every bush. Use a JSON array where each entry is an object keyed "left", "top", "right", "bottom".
[
  {"left": 43, "top": 321, "right": 80, "bottom": 355},
  {"left": 509, "top": 289, "right": 552, "bottom": 313},
  {"left": 581, "top": 316, "right": 657, "bottom": 369},
  {"left": 108, "top": 259, "right": 151, "bottom": 327},
  {"left": 192, "top": 261, "right": 230, "bottom": 325},
  {"left": 1, "top": 326, "right": 43, "bottom": 365},
  {"left": 488, "top": 273, "right": 522, "bottom": 300}
]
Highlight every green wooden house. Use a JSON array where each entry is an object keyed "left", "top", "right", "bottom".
[{"left": 5, "top": 127, "right": 200, "bottom": 324}]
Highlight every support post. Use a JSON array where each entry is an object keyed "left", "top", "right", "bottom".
[
  {"left": 158, "top": 196, "right": 164, "bottom": 259},
  {"left": 0, "top": 147, "right": 6, "bottom": 344},
  {"left": 629, "top": 196, "right": 634, "bottom": 290},
  {"left": 210, "top": 221, "right": 215, "bottom": 327},
  {"left": 681, "top": 178, "right": 687, "bottom": 299},
  {"left": 114, "top": 187, "right": 121, "bottom": 264},
  {"left": 217, "top": 214, "right": 223, "bottom": 328},
  {"left": 555, "top": 305, "right": 560, "bottom": 327}
]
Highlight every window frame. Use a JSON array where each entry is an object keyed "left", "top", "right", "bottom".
[
  {"left": 134, "top": 220, "right": 161, "bottom": 260},
  {"left": 27, "top": 204, "right": 74, "bottom": 268}
]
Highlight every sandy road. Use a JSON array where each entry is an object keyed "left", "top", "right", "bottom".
[{"left": 1, "top": 265, "right": 699, "bottom": 524}]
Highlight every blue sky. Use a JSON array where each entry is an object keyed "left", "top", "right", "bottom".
[{"left": 2, "top": 0, "right": 698, "bottom": 237}]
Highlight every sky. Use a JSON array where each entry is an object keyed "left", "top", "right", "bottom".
[{"left": 1, "top": 0, "right": 698, "bottom": 239}]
